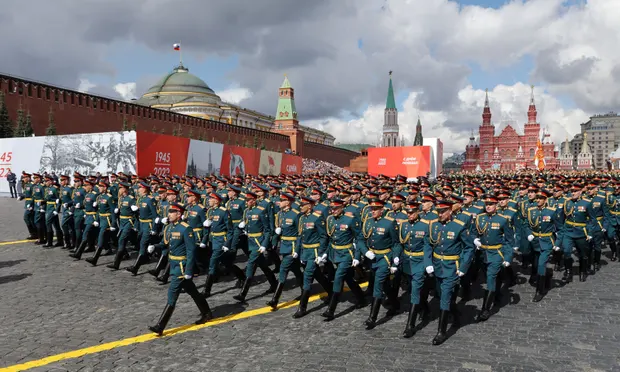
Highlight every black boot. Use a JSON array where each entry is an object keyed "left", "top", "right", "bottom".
[
  {"left": 156, "top": 263, "right": 171, "bottom": 284},
  {"left": 593, "top": 250, "right": 601, "bottom": 272},
  {"left": 85, "top": 246, "right": 104, "bottom": 266},
  {"left": 125, "top": 254, "right": 145, "bottom": 276},
  {"left": 505, "top": 265, "right": 517, "bottom": 287},
  {"left": 293, "top": 290, "right": 311, "bottom": 319},
  {"left": 545, "top": 268, "right": 552, "bottom": 290},
  {"left": 561, "top": 259, "right": 573, "bottom": 283},
  {"left": 365, "top": 297, "right": 382, "bottom": 329},
  {"left": 148, "top": 305, "right": 175, "bottom": 336},
  {"left": 321, "top": 291, "right": 340, "bottom": 320},
  {"left": 532, "top": 275, "right": 546, "bottom": 302},
  {"left": 233, "top": 278, "right": 251, "bottom": 302},
  {"left": 202, "top": 274, "right": 215, "bottom": 298},
  {"left": 44, "top": 232, "right": 54, "bottom": 248},
  {"left": 432, "top": 310, "right": 449, "bottom": 345},
  {"left": 610, "top": 239, "right": 618, "bottom": 262},
  {"left": 54, "top": 233, "right": 64, "bottom": 247},
  {"left": 476, "top": 290, "right": 495, "bottom": 322},
  {"left": 579, "top": 259, "right": 588, "bottom": 282},
  {"left": 35, "top": 227, "right": 46, "bottom": 245},
  {"left": 194, "top": 297, "right": 213, "bottom": 325},
  {"left": 266, "top": 282, "right": 285, "bottom": 309},
  {"left": 69, "top": 240, "right": 88, "bottom": 260},
  {"left": 106, "top": 250, "right": 124, "bottom": 270},
  {"left": 148, "top": 255, "right": 168, "bottom": 277},
  {"left": 402, "top": 304, "right": 420, "bottom": 338}
]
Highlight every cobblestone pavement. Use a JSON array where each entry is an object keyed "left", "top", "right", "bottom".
[{"left": 1, "top": 197, "right": 620, "bottom": 372}]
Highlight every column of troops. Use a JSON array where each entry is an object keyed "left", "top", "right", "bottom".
[{"left": 16, "top": 171, "right": 620, "bottom": 345}]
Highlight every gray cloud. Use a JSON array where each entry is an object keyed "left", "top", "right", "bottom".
[{"left": 532, "top": 47, "right": 598, "bottom": 85}]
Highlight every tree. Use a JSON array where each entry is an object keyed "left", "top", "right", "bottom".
[
  {"left": 152, "top": 124, "right": 157, "bottom": 133},
  {"left": 177, "top": 125, "right": 183, "bottom": 137},
  {"left": 172, "top": 126, "right": 178, "bottom": 136},
  {"left": 24, "top": 111, "right": 34, "bottom": 136},
  {"left": 0, "top": 91, "right": 12, "bottom": 138},
  {"left": 13, "top": 105, "right": 26, "bottom": 137},
  {"left": 260, "top": 140, "right": 266, "bottom": 150},
  {"left": 226, "top": 132, "right": 231, "bottom": 145},
  {"left": 121, "top": 116, "right": 129, "bottom": 131},
  {"left": 131, "top": 120, "right": 137, "bottom": 131},
  {"left": 198, "top": 131, "right": 204, "bottom": 141},
  {"left": 188, "top": 127, "right": 194, "bottom": 139},
  {"left": 46, "top": 107, "right": 57, "bottom": 136},
  {"left": 253, "top": 136, "right": 259, "bottom": 149},
  {"left": 160, "top": 128, "right": 165, "bottom": 134}
]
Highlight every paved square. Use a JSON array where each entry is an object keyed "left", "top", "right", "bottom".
[{"left": 1, "top": 197, "right": 620, "bottom": 371}]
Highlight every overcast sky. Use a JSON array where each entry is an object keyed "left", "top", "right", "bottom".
[{"left": 1, "top": 0, "right": 617, "bottom": 153}]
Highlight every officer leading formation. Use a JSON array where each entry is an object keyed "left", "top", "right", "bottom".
[{"left": 15, "top": 170, "right": 619, "bottom": 345}]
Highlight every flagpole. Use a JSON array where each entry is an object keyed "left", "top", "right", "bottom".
[{"left": 179, "top": 40, "right": 183, "bottom": 65}]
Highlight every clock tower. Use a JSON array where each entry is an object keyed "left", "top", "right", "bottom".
[{"left": 273, "top": 75, "right": 304, "bottom": 156}]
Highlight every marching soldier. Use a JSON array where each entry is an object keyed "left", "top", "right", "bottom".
[
  {"left": 59, "top": 175, "right": 75, "bottom": 250},
  {"left": 85, "top": 180, "right": 117, "bottom": 266},
  {"left": 587, "top": 182, "right": 610, "bottom": 273},
  {"left": 70, "top": 179, "right": 99, "bottom": 259},
  {"left": 71, "top": 175, "right": 86, "bottom": 250},
  {"left": 148, "top": 203, "right": 213, "bottom": 336},
  {"left": 43, "top": 175, "right": 63, "bottom": 248},
  {"left": 126, "top": 181, "right": 158, "bottom": 275},
  {"left": 183, "top": 189, "right": 208, "bottom": 275},
  {"left": 18, "top": 173, "right": 37, "bottom": 240},
  {"left": 32, "top": 173, "right": 47, "bottom": 245},
  {"left": 107, "top": 182, "right": 136, "bottom": 270},
  {"left": 148, "top": 188, "right": 178, "bottom": 280}
]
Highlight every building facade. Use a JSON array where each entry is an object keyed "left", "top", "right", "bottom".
[
  {"left": 381, "top": 71, "right": 403, "bottom": 147},
  {"left": 462, "top": 87, "right": 558, "bottom": 171},
  {"left": 562, "top": 112, "right": 620, "bottom": 169}
]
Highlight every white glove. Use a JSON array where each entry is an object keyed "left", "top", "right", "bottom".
[
  {"left": 68, "top": 211, "right": 72, "bottom": 215},
  {"left": 203, "top": 219, "right": 212, "bottom": 227},
  {"left": 199, "top": 243, "right": 206, "bottom": 248},
  {"left": 553, "top": 246, "right": 561, "bottom": 251},
  {"left": 425, "top": 266, "right": 434, "bottom": 274},
  {"left": 365, "top": 251, "right": 376, "bottom": 260},
  {"left": 155, "top": 217, "right": 160, "bottom": 224},
  {"left": 184, "top": 274, "right": 192, "bottom": 280},
  {"left": 147, "top": 245, "right": 155, "bottom": 253},
  {"left": 394, "top": 257, "right": 400, "bottom": 266},
  {"left": 456, "top": 270, "right": 465, "bottom": 277},
  {"left": 110, "top": 227, "right": 117, "bottom": 232},
  {"left": 473, "top": 238, "right": 482, "bottom": 248},
  {"left": 93, "top": 221, "right": 99, "bottom": 227},
  {"left": 238, "top": 221, "right": 246, "bottom": 229},
  {"left": 52, "top": 211, "right": 58, "bottom": 216},
  {"left": 320, "top": 253, "right": 328, "bottom": 264},
  {"left": 502, "top": 261, "right": 510, "bottom": 267},
  {"left": 56, "top": 198, "right": 60, "bottom": 204},
  {"left": 389, "top": 267, "right": 398, "bottom": 274},
  {"left": 26, "top": 204, "right": 30, "bottom": 209},
  {"left": 352, "top": 259, "right": 360, "bottom": 267},
  {"left": 130, "top": 205, "right": 139, "bottom": 211},
  {"left": 275, "top": 227, "right": 282, "bottom": 235},
  {"left": 76, "top": 203, "right": 81, "bottom": 209},
  {"left": 258, "top": 246, "right": 266, "bottom": 254},
  {"left": 602, "top": 228, "right": 607, "bottom": 233},
  {"left": 63, "top": 203, "right": 68, "bottom": 209},
  {"left": 527, "top": 235, "right": 534, "bottom": 242},
  {"left": 292, "top": 252, "right": 299, "bottom": 259},
  {"left": 39, "top": 209, "right": 44, "bottom": 213},
  {"left": 181, "top": 214, "right": 187, "bottom": 220},
  {"left": 586, "top": 235, "right": 592, "bottom": 241},
  {"left": 513, "top": 247, "right": 519, "bottom": 252},
  {"left": 93, "top": 202, "right": 97, "bottom": 207},
  {"left": 114, "top": 208, "right": 119, "bottom": 214},
  {"left": 150, "top": 230, "right": 157, "bottom": 235},
  {"left": 222, "top": 246, "right": 229, "bottom": 252},
  {"left": 161, "top": 217, "right": 168, "bottom": 224},
  {"left": 316, "top": 253, "right": 327, "bottom": 264}
]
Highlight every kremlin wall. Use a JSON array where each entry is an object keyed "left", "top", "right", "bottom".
[{"left": 0, "top": 66, "right": 359, "bottom": 168}]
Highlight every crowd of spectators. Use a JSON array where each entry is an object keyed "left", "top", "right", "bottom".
[{"left": 302, "top": 158, "right": 350, "bottom": 176}]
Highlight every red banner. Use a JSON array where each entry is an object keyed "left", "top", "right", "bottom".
[
  {"left": 281, "top": 154, "right": 302, "bottom": 175},
  {"left": 367, "top": 146, "right": 431, "bottom": 178},
  {"left": 136, "top": 131, "right": 190, "bottom": 177},
  {"left": 220, "top": 145, "right": 260, "bottom": 176}
]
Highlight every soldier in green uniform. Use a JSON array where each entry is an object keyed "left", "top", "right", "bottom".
[
  {"left": 255, "top": 182, "right": 281, "bottom": 273},
  {"left": 59, "top": 175, "right": 75, "bottom": 250},
  {"left": 148, "top": 188, "right": 177, "bottom": 279},
  {"left": 267, "top": 192, "right": 304, "bottom": 309},
  {"left": 358, "top": 198, "right": 402, "bottom": 329},
  {"left": 293, "top": 195, "right": 331, "bottom": 318},
  {"left": 586, "top": 181, "right": 610, "bottom": 273},
  {"left": 71, "top": 175, "right": 86, "bottom": 250},
  {"left": 18, "top": 172, "right": 36, "bottom": 240},
  {"left": 43, "top": 175, "right": 63, "bottom": 248},
  {"left": 85, "top": 180, "right": 117, "bottom": 266},
  {"left": 321, "top": 198, "right": 366, "bottom": 321},
  {"left": 32, "top": 173, "right": 47, "bottom": 245},
  {"left": 233, "top": 191, "right": 278, "bottom": 302},
  {"left": 148, "top": 203, "right": 213, "bottom": 336},
  {"left": 107, "top": 182, "right": 136, "bottom": 270},
  {"left": 70, "top": 179, "right": 99, "bottom": 259},
  {"left": 226, "top": 184, "right": 250, "bottom": 264},
  {"left": 424, "top": 199, "right": 473, "bottom": 345},
  {"left": 126, "top": 181, "right": 158, "bottom": 275},
  {"left": 182, "top": 189, "right": 208, "bottom": 275}
]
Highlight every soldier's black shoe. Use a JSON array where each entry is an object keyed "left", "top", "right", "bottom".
[
  {"left": 85, "top": 246, "right": 104, "bottom": 266},
  {"left": 233, "top": 279, "right": 251, "bottom": 302},
  {"left": 106, "top": 250, "right": 123, "bottom": 270},
  {"left": 365, "top": 297, "right": 382, "bottom": 329},
  {"left": 476, "top": 290, "right": 495, "bottom": 322},
  {"left": 432, "top": 310, "right": 449, "bottom": 346},
  {"left": 403, "top": 304, "right": 420, "bottom": 338},
  {"left": 156, "top": 263, "right": 171, "bottom": 284},
  {"left": 54, "top": 235, "right": 64, "bottom": 247},
  {"left": 579, "top": 259, "right": 588, "bottom": 282},
  {"left": 593, "top": 250, "right": 601, "bottom": 272},
  {"left": 561, "top": 259, "right": 573, "bottom": 283},
  {"left": 149, "top": 254, "right": 168, "bottom": 277},
  {"left": 612, "top": 251, "right": 618, "bottom": 262},
  {"left": 266, "top": 282, "right": 284, "bottom": 310},
  {"left": 202, "top": 274, "right": 215, "bottom": 298},
  {"left": 321, "top": 291, "right": 340, "bottom": 321},
  {"left": 148, "top": 305, "right": 174, "bottom": 336},
  {"left": 44, "top": 232, "right": 54, "bottom": 248},
  {"left": 528, "top": 274, "right": 537, "bottom": 287},
  {"left": 532, "top": 276, "right": 546, "bottom": 302},
  {"left": 195, "top": 298, "right": 213, "bottom": 325},
  {"left": 69, "top": 241, "right": 88, "bottom": 260},
  {"left": 293, "top": 290, "right": 311, "bottom": 319},
  {"left": 125, "top": 254, "right": 145, "bottom": 276}
]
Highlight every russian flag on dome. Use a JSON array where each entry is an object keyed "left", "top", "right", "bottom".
[{"left": 173, "top": 43, "right": 181, "bottom": 51}]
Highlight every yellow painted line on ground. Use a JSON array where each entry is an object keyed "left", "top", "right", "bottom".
[
  {"left": 0, "top": 239, "right": 36, "bottom": 246},
  {"left": 0, "top": 282, "right": 368, "bottom": 372}
]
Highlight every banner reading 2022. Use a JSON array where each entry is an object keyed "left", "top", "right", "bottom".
[{"left": 136, "top": 132, "right": 190, "bottom": 176}]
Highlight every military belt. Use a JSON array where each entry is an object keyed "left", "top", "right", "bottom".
[
  {"left": 169, "top": 254, "right": 186, "bottom": 261},
  {"left": 35, "top": 199, "right": 43, "bottom": 203},
  {"left": 211, "top": 231, "right": 226, "bottom": 237},
  {"left": 370, "top": 248, "right": 390, "bottom": 254},
  {"left": 193, "top": 228, "right": 202, "bottom": 232},
  {"left": 232, "top": 219, "right": 241, "bottom": 223},
  {"left": 99, "top": 213, "right": 111, "bottom": 217},
  {"left": 120, "top": 215, "right": 133, "bottom": 219},
  {"left": 596, "top": 216, "right": 603, "bottom": 221},
  {"left": 24, "top": 198, "right": 32, "bottom": 201},
  {"left": 47, "top": 201, "right": 56, "bottom": 205},
  {"left": 248, "top": 232, "right": 262, "bottom": 238},
  {"left": 281, "top": 236, "right": 297, "bottom": 241},
  {"left": 331, "top": 243, "right": 353, "bottom": 250},
  {"left": 612, "top": 211, "right": 620, "bottom": 215},
  {"left": 481, "top": 244, "right": 501, "bottom": 250},
  {"left": 533, "top": 232, "right": 553, "bottom": 237},
  {"left": 86, "top": 212, "right": 97, "bottom": 215},
  {"left": 433, "top": 252, "right": 459, "bottom": 260},
  {"left": 566, "top": 220, "right": 586, "bottom": 227},
  {"left": 405, "top": 250, "right": 424, "bottom": 257},
  {"left": 302, "top": 243, "right": 320, "bottom": 248},
  {"left": 139, "top": 219, "right": 153, "bottom": 223}
]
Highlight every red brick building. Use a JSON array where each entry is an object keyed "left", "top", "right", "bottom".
[
  {"left": 462, "top": 87, "right": 559, "bottom": 171},
  {"left": 0, "top": 72, "right": 358, "bottom": 167}
]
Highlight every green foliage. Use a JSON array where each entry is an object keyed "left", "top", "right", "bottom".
[
  {"left": 0, "top": 92, "right": 13, "bottom": 138},
  {"left": 24, "top": 111, "right": 34, "bottom": 136},
  {"left": 13, "top": 106, "right": 26, "bottom": 137},
  {"left": 46, "top": 107, "right": 57, "bottom": 136},
  {"left": 131, "top": 120, "right": 137, "bottom": 131},
  {"left": 122, "top": 116, "right": 129, "bottom": 131}
]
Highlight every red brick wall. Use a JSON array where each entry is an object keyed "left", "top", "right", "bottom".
[{"left": 303, "top": 141, "right": 359, "bottom": 167}]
